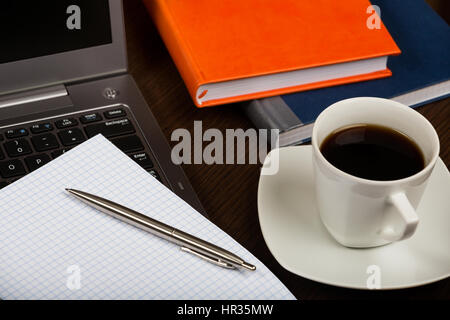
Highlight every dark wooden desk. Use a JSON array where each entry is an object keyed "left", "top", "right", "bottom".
[{"left": 124, "top": 0, "right": 449, "bottom": 300}]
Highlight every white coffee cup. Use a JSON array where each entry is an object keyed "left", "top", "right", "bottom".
[{"left": 311, "top": 97, "right": 440, "bottom": 248}]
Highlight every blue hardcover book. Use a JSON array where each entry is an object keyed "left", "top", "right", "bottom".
[{"left": 244, "top": 0, "right": 450, "bottom": 146}]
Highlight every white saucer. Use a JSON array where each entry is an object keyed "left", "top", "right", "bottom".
[{"left": 258, "top": 146, "right": 450, "bottom": 290}]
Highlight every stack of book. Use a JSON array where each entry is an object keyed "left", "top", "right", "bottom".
[
  {"left": 146, "top": 0, "right": 449, "bottom": 145},
  {"left": 243, "top": 0, "right": 450, "bottom": 146}
]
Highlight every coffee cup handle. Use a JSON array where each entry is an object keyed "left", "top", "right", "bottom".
[{"left": 380, "top": 192, "right": 419, "bottom": 242}]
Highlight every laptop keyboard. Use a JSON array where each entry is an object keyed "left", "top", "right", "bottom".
[{"left": 0, "top": 106, "right": 164, "bottom": 189}]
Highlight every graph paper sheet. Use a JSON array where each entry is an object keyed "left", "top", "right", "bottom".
[{"left": 0, "top": 135, "right": 294, "bottom": 300}]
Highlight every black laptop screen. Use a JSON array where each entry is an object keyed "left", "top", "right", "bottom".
[{"left": 0, "top": 0, "right": 112, "bottom": 64}]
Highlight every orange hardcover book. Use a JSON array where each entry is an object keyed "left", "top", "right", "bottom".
[{"left": 144, "top": 0, "right": 400, "bottom": 107}]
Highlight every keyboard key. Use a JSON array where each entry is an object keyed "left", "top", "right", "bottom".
[
  {"left": 31, "top": 133, "right": 59, "bottom": 152},
  {"left": 55, "top": 118, "right": 78, "bottom": 129},
  {"left": 30, "top": 123, "right": 53, "bottom": 134},
  {"left": 4, "top": 139, "right": 32, "bottom": 157},
  {"left": 130, "top": 152, "right": 153, "bottom": 169},
  {"left": 85, "top": 119, "right": 135, "bottom": 138},
  {"left": 147, "top": 169, "right": 161, "bottom": 182},
  {"left": 80, "top": 113, "right": 102, "bottom": 124},
  {"left": 0, "top": 148, "right": 4, "bottom": 160},
  {"left": 104, "top": 108, "right": 126, "bottom": 119},
  {"left": 51, "top": 149, "right": 71, "bottom": 159},
  {"left": 0, "top": 181, "right": 8, "bottom": 189},
  {"left": 58, "top": 128, "right": 86, "bottom": 146},
  {"left": 5, "top": 128, "right": 28, "bottom": 139},
  {"left": 25, "top": 154, "right": 51, "bottom": 172},
  {"left": 111, "top": 136, "right": 144, "bottom": 153},
  {"left": 0, "top": 160, "right": 26, "bottom": 178}
]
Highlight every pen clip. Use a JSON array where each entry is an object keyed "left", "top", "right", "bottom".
[{"left": 180, "top": 246, "right": 236, "bottom": 269}]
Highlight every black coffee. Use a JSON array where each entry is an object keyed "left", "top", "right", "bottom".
[{"left": 320, "top": 124, "right": 425, "bottom": 181}]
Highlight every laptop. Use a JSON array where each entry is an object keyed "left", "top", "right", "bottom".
[{"left": 0, "top": 0, "right": 205, "bottom": 215}]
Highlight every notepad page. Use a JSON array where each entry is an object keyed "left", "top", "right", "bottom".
[{"left": 0, "top": 135, "right": 294, "bottom": 300}]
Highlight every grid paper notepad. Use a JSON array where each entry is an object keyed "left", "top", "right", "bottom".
[{"left": 0, "top": 135, "right": 294, "bottom": 300}]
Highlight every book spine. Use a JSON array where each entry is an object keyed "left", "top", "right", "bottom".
[
  {"left": 143, "top": 0, "right": 203, "bottom": 105},
  {"left": 243, "top": 96, "right": 302, "bottom": 131},
  {"left": 243, "top": 96, "right": 308, "bottom": 147}
]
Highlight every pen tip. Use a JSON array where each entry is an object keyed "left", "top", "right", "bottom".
[
  {"left": 242, "top": 262, "right": 256, "bottom": 271},
  {"left": 65, "top": 188, "right": 72, "bottom": 192}
]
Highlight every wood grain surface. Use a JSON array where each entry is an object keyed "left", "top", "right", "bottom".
[{"left": 123, "top": 0, "right": 449, "bottom": 300}]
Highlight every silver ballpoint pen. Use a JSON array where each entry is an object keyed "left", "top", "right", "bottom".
[{"left": 65, "top": 188, "right": 256, "bottom": 271}]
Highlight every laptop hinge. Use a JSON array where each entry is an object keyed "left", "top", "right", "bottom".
[{"left": 0, "top": 84, "right": 68, "bottom": 109}]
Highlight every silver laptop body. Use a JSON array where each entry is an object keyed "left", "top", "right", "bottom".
[{"left": 0, "top": 0, "right": 204, "bottom": 214}]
